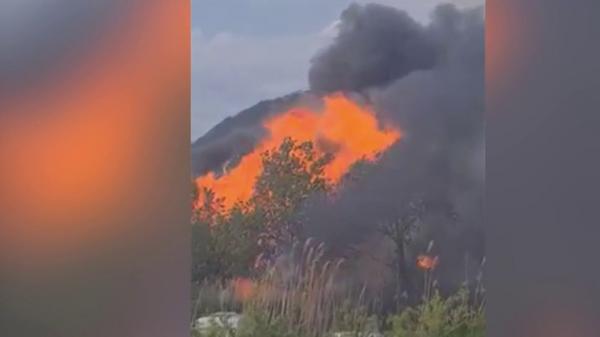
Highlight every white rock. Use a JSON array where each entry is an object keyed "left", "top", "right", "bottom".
[{"left": 195, "top": 312, "right": 242, "bottom": 330}]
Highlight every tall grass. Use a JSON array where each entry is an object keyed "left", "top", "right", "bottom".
[
  {"left": 388, "top": 255, "right": 486, "bottom": 337},
  {"left": 192, "top": 239, "right": 485, "bottom": 337},
  {"left": 245, "top": 240, "right": 373, "bottom": 337}
]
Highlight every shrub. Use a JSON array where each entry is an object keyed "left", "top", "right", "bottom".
[{"left": 387, "top": 288, "right": 484, "bottom": 337}]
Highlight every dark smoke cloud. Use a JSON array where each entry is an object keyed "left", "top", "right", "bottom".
[
  {"left": 192, "top": 3, "right": 484, "bottom": 293},
  {"left": 302, "top": 3, "right": 484, "bottom": 291},
  {"left": 308, "top": 3, "right": 438, "bottom": 93}
]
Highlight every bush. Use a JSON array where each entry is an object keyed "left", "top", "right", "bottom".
[{"left": 387, "top": 288, "right": 484, "bottom": 337}]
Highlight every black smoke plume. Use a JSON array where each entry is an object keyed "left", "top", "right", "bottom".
[
  {"left": 308, "top": 3, "right": 437, "bottom": 93},
  {"left": 193, "top": 3, "right": 484, "bottom": 296},
  {"left": 303, "top": 3, "right": 484, "bottom": 293}
]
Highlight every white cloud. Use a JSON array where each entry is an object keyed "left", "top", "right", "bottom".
[
  {"left": 319, "top": 19, "right": 341, "bottom": 39},
  {"left": 191, "top": 28, "right": 333, "bottom": 139}
]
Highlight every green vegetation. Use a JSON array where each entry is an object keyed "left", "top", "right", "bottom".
[
  {"left": 192, "top": 138, "right": 331, "bottom": 283},
  {"left": 388, "top": 289, "right": 484, "bottom": 337},
  {"left": 192, "top": 138, "right": 485, "bottom": 337},
  {"left": 192, "top": 285, "right": 484, "bottom": 337}
]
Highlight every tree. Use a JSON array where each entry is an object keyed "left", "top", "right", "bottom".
[
  {"left": 192, "top": 137, "right": 332, "bottom": 281},
  {"left": 379, "top": 200, "right": 426, "bottom": 306},
  {"left": 251, "top": 137, "right": 332, "bottom": 268}
]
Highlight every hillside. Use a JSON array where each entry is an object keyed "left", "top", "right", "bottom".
[{"left": 191, "top": 91, "right": 305, "bottom": 176}]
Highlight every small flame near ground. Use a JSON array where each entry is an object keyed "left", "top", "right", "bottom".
[
  {"left": 417, "top": 255, "right": 439, "bottom": 271},
  {"left": 232, "top": 277, "right": 255, "bottom": 302},
  {"left": 195, "top": 93, "right": 401, "bottom": 210}
]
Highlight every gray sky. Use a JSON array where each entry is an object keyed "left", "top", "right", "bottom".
[{"left": 191, "top": 0, "right": 484, "bottom": 140}]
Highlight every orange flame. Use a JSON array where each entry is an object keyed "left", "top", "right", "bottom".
[
  {"left": 232, "top": 277, "right": 255, "bottom": 302},
  {"left": 196, "top": 93, "right": 401, "bottom": 210},
  {"left": 417, "top": 255, "right": 439, "bottom": 271}
]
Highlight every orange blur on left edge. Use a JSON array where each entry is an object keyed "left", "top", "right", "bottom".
[{"left": 0, "top": 1, "right": 189, "bottom": 267}]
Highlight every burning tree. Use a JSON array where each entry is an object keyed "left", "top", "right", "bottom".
[
  {"left": 194, "top": 93, "right": 401, "bottom": 210},
  {"left": 252, "top": 138, "right": 332, "bottom": 267},
  {"left": 379, "top": 200, "right": 426, "bottom": 306},
  {"left": 192, "top": 138, "right": 333, "bottom": 283}
]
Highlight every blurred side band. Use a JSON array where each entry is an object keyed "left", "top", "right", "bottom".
[{"left": 0, "top": 1, "right": 190, "bottom": 337}]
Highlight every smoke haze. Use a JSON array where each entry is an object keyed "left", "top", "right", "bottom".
[
  {"left": 304, "top": 3, "right": 484, "bottom": 289},
  {"left": 193, "top": 2, "right": 484, "bottom": 291}
]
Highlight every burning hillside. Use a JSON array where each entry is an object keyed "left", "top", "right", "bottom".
[
  {"left": 195, "top": 93, "right": 401, "bottom": 210},
  {"left": 193, "top": 2, "right": 484, "bottom": 307}
]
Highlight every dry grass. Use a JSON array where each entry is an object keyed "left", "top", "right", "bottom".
[
  {"left": 192, "top": 240, "right": 486, "bottom": 337},
  {"left": 245, "top": 239, "right": 373, "bottom": 337}
]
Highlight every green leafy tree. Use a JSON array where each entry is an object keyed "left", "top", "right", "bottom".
[
  {"left": 192, "top": 197, "right": 260, "bottom": 283},
  {"left": 192, "top": 137, "right": 332, "bottom": 281},
  {"left": 251, "top": 137, "right": 331, "bottom": 267}
]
